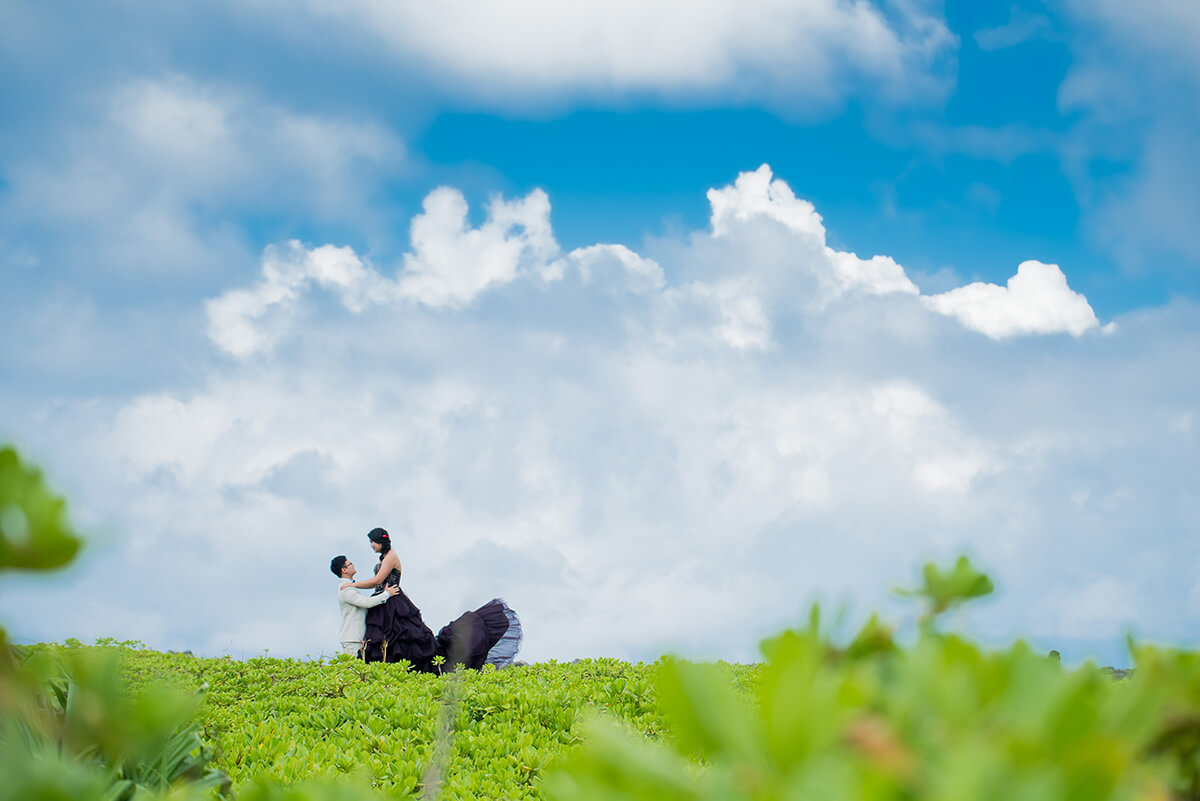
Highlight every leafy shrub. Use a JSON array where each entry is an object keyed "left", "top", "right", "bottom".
[
  {"left": 546, "top": 558, "right": 1197, "bottom": 801},
  {"left": 113, "top": 647, "right": 680, "bottom": 799}
]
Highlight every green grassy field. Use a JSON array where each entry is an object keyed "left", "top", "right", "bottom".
[
  {"left": 112, "top": 645, "right": 756, "bottom": 800},
  {"left": 14, "top": 594, "right": 1200, "bottom": 801}
]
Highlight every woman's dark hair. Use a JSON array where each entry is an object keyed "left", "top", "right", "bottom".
[
  {"left": 367, "top": 527, "right": 391, "bottom": 555},
  {"left": 330, "top": 555, "right": 348, "bottom": 577}
]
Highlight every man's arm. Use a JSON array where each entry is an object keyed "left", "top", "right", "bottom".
[{"left": 339, "top": 585, "right": 395, "bottom": 609}]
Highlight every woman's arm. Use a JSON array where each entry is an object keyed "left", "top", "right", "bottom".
[{"left": 343, "top": 551, "right": 399, "bottom": 589}]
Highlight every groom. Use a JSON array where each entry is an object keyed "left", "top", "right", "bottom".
[{"left": 331, "top": 555, "right": 397, "bottom": 656}]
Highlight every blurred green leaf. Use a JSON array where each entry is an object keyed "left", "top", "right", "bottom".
[
  {"left": 895, "top": 555, "right": 994, "bottom": 618},
  {"left": 655, "top": 656, "right": 761, "bottom": 764},
  {"left": 0, "top": 446, "right": 80, "bottom": 572}
]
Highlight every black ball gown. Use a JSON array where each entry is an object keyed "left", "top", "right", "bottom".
[
  {"left": 434, "top": 597, "right": 519, "bottom": 671},
  {"left": 361, "top": 562, "right": 522, "bottom": 673},
  {"left": 361, "top": 564, "right": 438, "bottom": 671}
]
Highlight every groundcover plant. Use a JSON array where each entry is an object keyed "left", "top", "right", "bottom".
[{"left": 4, "top": 444, "right": 1200, "bottom": 801}]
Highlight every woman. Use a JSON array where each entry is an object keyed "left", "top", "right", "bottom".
[
  {"left": 340, "top": 527, "right": 439, "bottom": 671},
  {"left": 341, "top": 527, "right": 522, "bottom": 672}
]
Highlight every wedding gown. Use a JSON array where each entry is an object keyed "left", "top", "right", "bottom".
[{"left": 361, "top": 563, "right": 522, "bottom": 672}]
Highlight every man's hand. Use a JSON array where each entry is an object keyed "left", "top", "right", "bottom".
[
  {"left": 386, "top": 585, "right": 399, "bottom": 596},
  {"left": 340, "top": 582, "right": 352, "bottom": 590}
]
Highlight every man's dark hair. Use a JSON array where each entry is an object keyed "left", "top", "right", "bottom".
[{"left": 330, "top": 555, "right": 348, "bottom": 578}]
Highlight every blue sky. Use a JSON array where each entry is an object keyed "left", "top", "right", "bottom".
[{"left": 1, "top": 0, "right": 1198, "bottom": 665}]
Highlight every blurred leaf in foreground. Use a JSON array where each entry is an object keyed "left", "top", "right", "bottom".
[
  {"left": 548, "top": 557, "right": 1178, "bottom": 801},
  {"left": 0, "top": 446, "right": 80, "bottom": 572},
  {"left": 0, "top": 445, "right": 226, "bottom": 801},
  {"left": 894, "top": 555, "right": 994, "bottom": 618}
]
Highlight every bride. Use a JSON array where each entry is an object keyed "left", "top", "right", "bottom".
[{"left": 340, "top": 527, "right": 521, "bottom": 671}]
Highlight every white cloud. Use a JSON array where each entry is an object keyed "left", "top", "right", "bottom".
[
  {"left": 9, "top": 166, "right": 1191, "bottom": 668},
  {"left": 1066, "top": 0, "right": 1200, "bottom": 75},
  {"left": 1087, "top": 127, "right": 1200, "bottom": 268},
  {"left": 1058, "top": 0, "right": 1200, "bottom": 272},
  {"left": 37, "top": 346, "right": 994, "bottom": 661},
  {"left": 708, "top": 165, "right": 920, "bottom": 299},
  {"left": 1042, "top": 577, "right": 1139, "bottom": 640},
  {"left": 107, "top": 78, "right": 403, "bottom": 212},
  {"left": 205, "top": 187, "right": 564, "bottom": 355},
  {"left": 398, "top": 187, "right": 558, "bottom": 309},
  {"left": 709, "top": 164, "right": 828, "bottom": 238},
  {"left": 921, "top": 260, "right": 1103, "bottom": 339},
  {"left": 110, "top": 394, "right": 236, "bottom": 486},
  {"left": 659, "top": 279, "right": 774, "bottom": 352},
  {"left": 974, "top": 10, "right": 1056, "bottom": 50},
  {"left": 0, "top": 77, "right": 404, "bottom": 279},
  {"left": 904, "top": 122, "right": 1059, "bottom": 163},
  {"left": 271, "top": 0, "right": 954, "bottom": 108},
  {"left": 558, "top": 245, "right": 665, "bottom": 295},
  {"left": 208, "top": 166, "right": 905, "bottom": 356},
  {"left": 206, "top": 242, "right": 399, "bottom": 358},
  {"left": 207, "top": 190, "right": 673, "bottom": 353},
  {"left": 209, "top": 167, "right": 1101, "bottom": 359}
]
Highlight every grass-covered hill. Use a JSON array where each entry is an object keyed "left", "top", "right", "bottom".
[
  {"left": 109, "top": 644, "right": 750, "bottom": 799},
  {"left": 27, "top": 616, "right": 1200, "bottom": 801}
]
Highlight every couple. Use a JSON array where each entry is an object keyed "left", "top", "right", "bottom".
[{"left": 332, "top": 527, "right": 522, "bottom": 672}]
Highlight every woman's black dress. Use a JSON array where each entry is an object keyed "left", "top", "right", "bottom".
[
  {"left": 361, "top": 562, "right": 520, "bottom": 673},
  {"left": 361, "top": 565, "right": 438, "bottom": 672},
  {"left": 434, "top": 597, "right": 514, "bottom": 671}
]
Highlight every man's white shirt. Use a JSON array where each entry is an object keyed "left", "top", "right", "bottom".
[{"left": 338, "top": 584, "right": 388, "bottom": 652}]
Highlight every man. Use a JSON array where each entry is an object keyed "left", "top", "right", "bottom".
[{"left": 331, "top": 554, "right": 397, "bottom": 656}]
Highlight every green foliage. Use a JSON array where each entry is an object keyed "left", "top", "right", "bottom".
[
  {"left": 0, "top": 445, "right": 225, "bottom": 801},
  {"left": 894, "top": 555, "right": 995, "bottom": 619},
  {"left": 110, "top": 648, "right": 684, "bottom": 800},
  {"left": 92, "top": 587, "right": 1200, "bottom": 801},
  {"left": 0, "top": 446, "right": 81, "bottom": 572},
  {"left": 547, "top": 559, "right": 1194, "bottom": 801},
  {"left": 2, "top": 643, "right": 229, "bottom": 801},
  {"left": 1133, "top": 643, "right": 1200, "bottom": 799}
]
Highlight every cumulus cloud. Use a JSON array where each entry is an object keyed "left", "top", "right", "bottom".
[
  {"left": 209, "top": 166, "right": 1104, "bottom": 358},
  {"left": 206, "top": 243, "right": 399, "bottom": 358},
  {"left": 18, "top": 339, "right": 998, "bottom": 662},
  {"left": 708, "top": 164, "right": 828, "bottom": 238},
  {"left": 709, "top": 164, "right": 920, "bottom": 298},
  {"left": 921, "top": 260, "right": 1104, "bottom": 339},
  {"left": 206, "top": 190, "right": 670, "bottom": 357},
  {"left": 9, "top": 165, "right": 1185, "bottom": 669},
  {"left": 398, "top": 187, "right": 559, "bottom": 309},
  {"left": 269, "top": 0, "right": 954, "bottom": 109},
  {"left": 556, "top": 245, "right": 666, "bottom": 295},
  {"left": 657, "top": 279, "right": 773, "bottom": 352}
]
